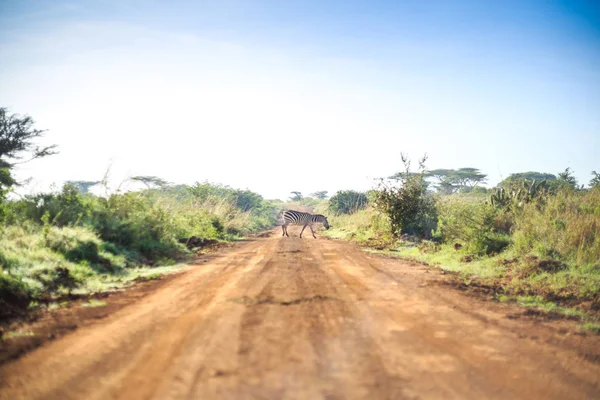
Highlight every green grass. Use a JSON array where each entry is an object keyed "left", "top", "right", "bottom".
[
  {"left": 511, "top": 188, "right": 600, "bottom": 266},
  {"left": 382, "top": 244, "right": 505, "bottom": 278},
  {"left": 580, "top": 323, "right": 600, "bottom": 335},
  {"left": 1, "top": 331, "right": 36, "bottom": 340},
  {"left": 0, "top": 183, "right": 281, "bottom": 318},
  {"left": 133, "top": 272, "right": 163, "bottom": 282},
  {"left": 63, "top": 263, "right": 189, "bottom": 294},
  {"left": 319, "top": 206, "right": 394, "bottom": 246},
  {"left": 513, "top": 295, "right": 587, "bottom": 318},
  {"left": 81, "top": 299, "right": 107, "bottom": 308},
  {"left": 0, "top": 224, "right": 243, "bottom": 319},
  {"left": 374, "top": 242, "right": 600, "bottom": 302},
  {"left": 1, "top": 225, "right": 169, "bottom": 296}
]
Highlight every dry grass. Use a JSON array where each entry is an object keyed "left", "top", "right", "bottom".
[{"left": 513, "top": 188, "right": 600, "bottom": 266}]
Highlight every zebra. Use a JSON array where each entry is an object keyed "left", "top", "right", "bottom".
[{"left": 281, "top": 210, "right": 330, "bottom": 239}]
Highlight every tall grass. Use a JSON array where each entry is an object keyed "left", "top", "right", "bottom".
[
  {"left": 435, "top": 195, "right": 512, "bottom": 255},
  {"left": 314, "top": 201, "right": 392, "bottom": 245},
  {"left": 512, "top": 188, "right": 600, "bottom": 265}
]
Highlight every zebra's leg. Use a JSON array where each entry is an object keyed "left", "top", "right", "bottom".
[
  {"left": 299, "top": 225, "right": 307, "bottom": 238},
  {"left": 309, "top": 224, "right": 316, "bottom": 239},
  {"left": 282, "top": 223, "right": 286, "bottom": 236},
  {"left": 283, "top": 224, "right": 289, "bottom": 237}
]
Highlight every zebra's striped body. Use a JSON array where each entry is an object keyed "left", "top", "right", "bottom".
[{"left": 281, "top": 210, "right": 330, "bottom": 238}]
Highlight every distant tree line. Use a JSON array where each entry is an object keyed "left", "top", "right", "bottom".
[{"left": 388, "top": 165, "right": 597, "bottom": 193}]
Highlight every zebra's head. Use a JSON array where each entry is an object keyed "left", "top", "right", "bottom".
[{"left": 322, "top": 216, "right": 330, "bottom": 230}]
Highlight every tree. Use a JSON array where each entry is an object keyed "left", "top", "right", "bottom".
[
  {"left": 0, "top": 108, "right": 57, "bottom": 195},
  {"left": 434, "top": 179, "right": 456, "bottom": 195},
  {"left": 374, "top": 154, "right": 437, "bottom": 238},
  {"left": 497, "top": 171, "right": 566, "bottom": 193},
  {"left": 289, "top": 191, "right": 303, "bottom": 201},
  {"left": 420, "top": 168, "right": 487, "bottom": 194},
  {"left": 498, "top": 172, "right": 557, "bottom": 188},
  {"left": 328, "top": 190, "right": 367, "bottom": 215},
  {"left": 426, "top": 169, "right": 454, "bottom": 182},
  {"left": 310, "top": 191, "right": 328, "bottom": 199},
  {"left": 423, "top": 169, "right": 453, "bottom": 193},
  {"left": 64, "top": 180, "right": 101, "bottom": 194},
  {"left": 590, "top": 171, "right": 600, "bottom": 188},
  {"left": 557, "top": 168, "right": 578, "bottom": 190},
  {"left": 130, "top": 176, "right": 170, "bottom": 189},
  {"left": 231, "top": 189, "right": 263, "bottom": 211},
  {"left": 453, "top": 168, "right": 487, "bottom": 188}
]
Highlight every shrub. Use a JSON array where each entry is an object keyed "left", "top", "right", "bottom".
[
  {"left": 0, "top": 274, "right": 31, "bottom": 318},
  {"left": 44, "top": 227, "right": 103, "bottom": 263},
  {"left": 3, "top": 184, "right": 92, "bottom": 227},
  {"left": 373, "top": 155, "right": 437, "bottom": 238},
  {"left": 328, "top": 190, "right": 368, "bottom": 215},
  {"left": 29, "top": 266, "right": 81, "bottom": 294},
  {"left": 512, "top": 187, "right": 600, "bottom": 265},
  {"left": 436, "top": 196, "right": 511, "bottom": 255}
]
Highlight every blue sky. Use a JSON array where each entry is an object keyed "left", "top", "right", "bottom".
[{"left": 1, "top": 0, "right": 599, "bottom": 199}]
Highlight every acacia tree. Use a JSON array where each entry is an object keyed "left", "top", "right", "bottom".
[
  {"left": 289, "top": 191, "right": 303, "bottom": 201},
  {"left": 420, "top": 168, "right": 487, "bottom": 194},
  {"left": 310, "top": 191, "right": 328, "bottom": 199},
  {"left": 424, "top": 169, "right": 455, "bottom": 194},
  {"left": 0, "top": 108, "right": 57, "bottom": 196},
  {"left": 64, "top": 181, "right": 101, "bottom": 194},
  {"left": 130, "top": 175, "right": 170, "bottom": 189},
  {"left": 452, "top": 168, "right": 487, "bottom": 188}
]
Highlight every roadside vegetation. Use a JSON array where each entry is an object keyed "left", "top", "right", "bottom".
[
  {"left": 0, "top": 182, "right": 280, "bottom": 319},
  {"left": 0, "top": 108, "right": 279, "bottom": 319},
  {"left": 305, "top": 155, "right": 600, "bottom": 330}
]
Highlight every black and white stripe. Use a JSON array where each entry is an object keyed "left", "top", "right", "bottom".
[{"left": 281, "top": 210, "right": 330, "bottom": 238}]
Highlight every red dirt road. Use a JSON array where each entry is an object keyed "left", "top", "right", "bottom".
[{"left": 1, "top": 229, "right": 599, "bottom": 399}]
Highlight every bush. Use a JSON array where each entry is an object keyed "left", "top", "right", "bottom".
[
  {"left": 512, "top": 187, "right": 600, "bottom": 265},
  {"left": 2, "top": 184, "right": 93, "bottom": 227},
  {"left": 373, "top": 155, "right": 437, "bottom": 238},
  {"left": 44, "top": 227, "right": 103, "bottom": 263},
  {"left": 29, "top": 266, "right": 81, "bottom": 294},
  {"left": 436, "top": 196, "right": 511, "bottom": 255},
  {"left": 328, "top": 190, "right": 368, "bottom": 215},
  {"left": 0, "top": 274, "right": 31, "bottom": 318}
]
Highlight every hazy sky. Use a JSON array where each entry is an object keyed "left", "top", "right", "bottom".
[{"left": 1, "top": 0, "right": 599, "bottom": 200}]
